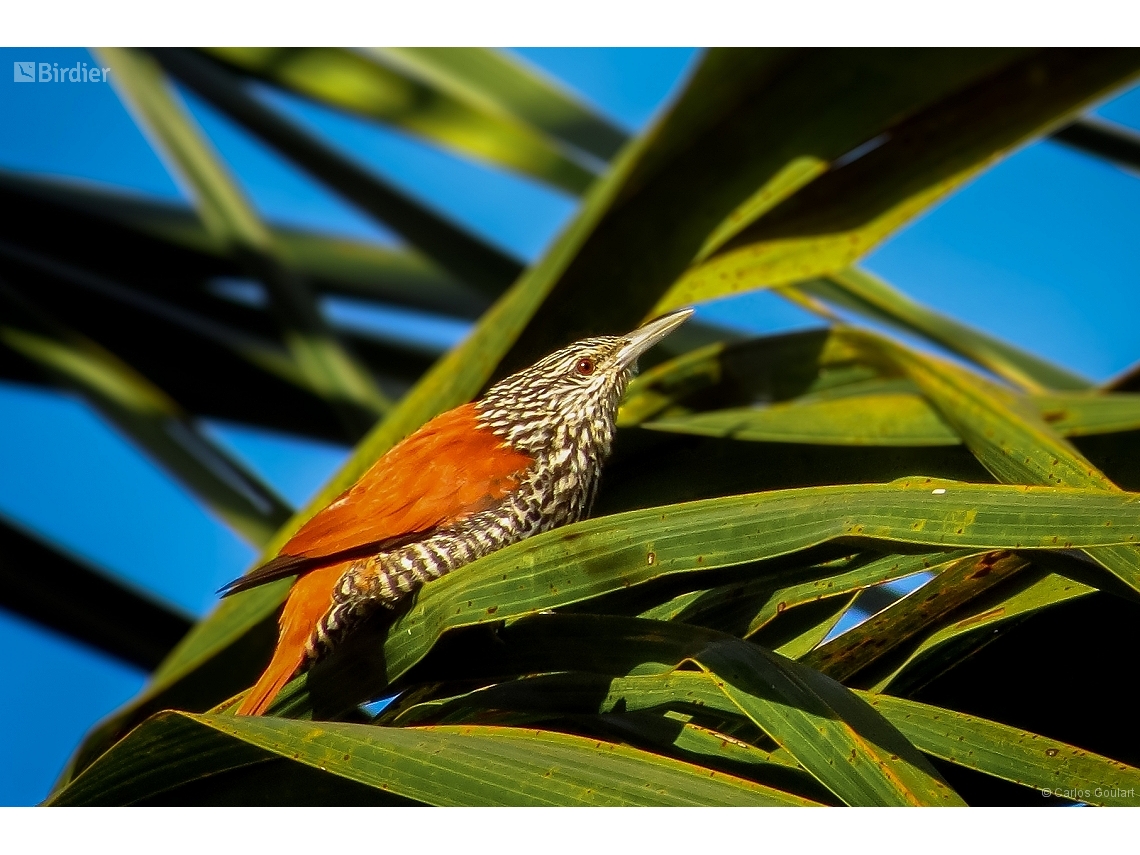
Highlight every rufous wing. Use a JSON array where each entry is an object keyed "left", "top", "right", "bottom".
[{"left": 222, "top": 403, "right": 533, "bottom": 595}]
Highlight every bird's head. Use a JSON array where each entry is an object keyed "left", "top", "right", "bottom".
[{"left": 478, "top": 308, "right": 693, "bottom": 455}]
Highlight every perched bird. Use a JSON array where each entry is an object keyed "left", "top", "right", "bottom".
[{"left": 221, "top": 307, "right": 693, "bottom": 715}]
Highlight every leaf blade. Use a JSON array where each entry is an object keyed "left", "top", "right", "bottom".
[
  {"left": 655, "top": 49, "right": 1140, "bottom": 314},
  {"left": 53, "top": 711, "right": 814, "bottom": 806},
  {"left": 265, "top": 481, "right": 1140, "bottom": 717},
  {"left": 202, "top": 47, "right": 607, "bottom": 194},
  {"left": 862, "top": 693, "right": 1140, "bottom": 806}
]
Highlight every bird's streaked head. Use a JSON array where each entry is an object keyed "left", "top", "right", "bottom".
[{"left": 478, "top": 308, "right": 693, "bottom": 456}]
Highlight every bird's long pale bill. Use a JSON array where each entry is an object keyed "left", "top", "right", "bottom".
[{"left": 617, "top": 307, "right": 695, "bottom": 369}]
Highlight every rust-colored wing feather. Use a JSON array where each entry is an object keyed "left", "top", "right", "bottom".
[
  {"left": 283, "top": 403, "right": 531, "bottom": 561},
  {"left": 223, "top": 403, "right": 533, "bottom": 595},
  {"left": 231, "top": 403, "right": 533, "bottom": 716}
]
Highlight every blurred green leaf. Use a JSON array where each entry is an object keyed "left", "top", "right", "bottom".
[
  {"left": 97, "top": 48, "right": 272, "bottom": 254},
  {"left": 695, "top": 156, "right": 830, "bottom": 262},
  {"left": 0, "top": 517, "right": 193, "bottom": 671},
  {"left": 1052, "top": 116, "right": 1140, "bottom": 178},
  {"left": 153, "top": 48, "right": 524, "bottom": 299},
  {"left": 97, "top": 47, "right": 389, "bottom": 433},
  {"left": 655, "top": 49, "right": 1140, "bottom": 315},
  {"left": 0, "top": 281, "right": 291, "bottom": 546},
  {"left": 276, "top": 231, "right": 488, "bottom": 318},
  {"left": 375, "top": 47, "right": 630, "bottom": 161},
  {"left": 202, "top": 47, "right": 609, "bottom": 195},
  {"left": 0, "top": 168, "right": 490, "bottom": 319}
]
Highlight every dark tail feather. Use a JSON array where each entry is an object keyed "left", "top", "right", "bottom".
[
  {"left": 219, "top": 528, "right": 440, "bottom": 597},
  {"left": 218, "top": 553, "right": 310, "bottom": 597}
]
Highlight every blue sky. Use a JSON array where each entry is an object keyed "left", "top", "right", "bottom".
[{"left": 0, "top": 48, "right": 1137, "bottom": 805}]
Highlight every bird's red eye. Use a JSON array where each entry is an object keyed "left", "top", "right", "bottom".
[{"left": 576, "top": 357, "right": 596, "bottom": 376}]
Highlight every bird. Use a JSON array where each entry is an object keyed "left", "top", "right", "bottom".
[{"left": 220, "top": 307, "right": 694, "bottom": 716}]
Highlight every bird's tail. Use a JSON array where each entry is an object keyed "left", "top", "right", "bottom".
[{"left": 236, "top": 562, "right": 351, "bottom": 716}]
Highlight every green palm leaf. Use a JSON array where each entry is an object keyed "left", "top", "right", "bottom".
[{"left": 26, "top": 48, "right": 1140, "bottom": 807}]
